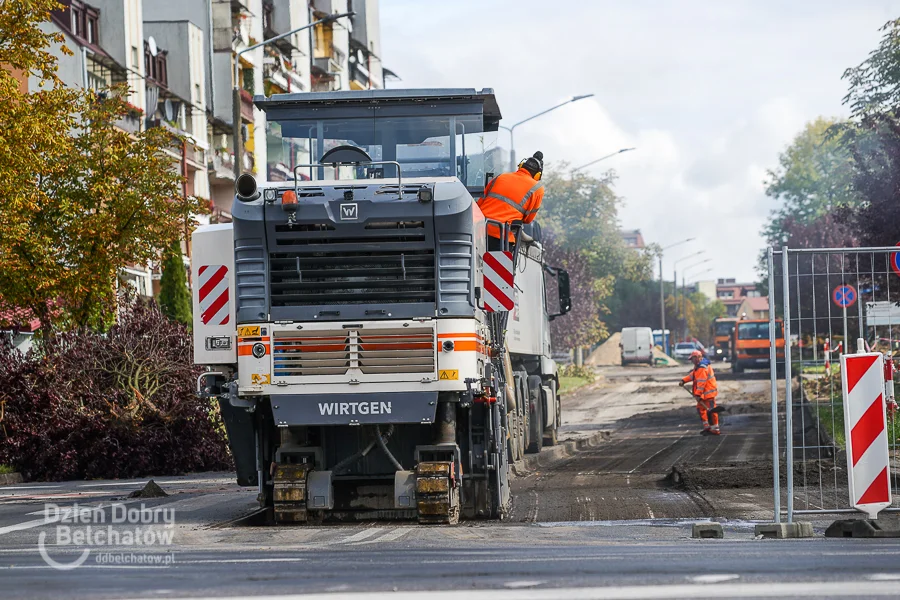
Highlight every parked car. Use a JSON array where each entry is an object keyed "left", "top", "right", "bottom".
[
  {"left": 620, "top": 327, "right": 654, "bottom": 366},
  {"left": 673, "top": 341, "right": 705, "bottom": 361}
]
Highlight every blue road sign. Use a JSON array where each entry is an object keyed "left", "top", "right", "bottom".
[
  {"left": 891, "top": 246, "right": 900, "bottom": 278},
  {"left": 833, "top": 284, "right": 857, "bottom": 308}
]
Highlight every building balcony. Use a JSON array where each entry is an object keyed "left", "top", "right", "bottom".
[
  {"left": 115, "top": 109, "right": 143, "bottom": 135},
  {"left": 313, "top": 43, "right": 344, "bottom": 75},
  {"left": 208, "top": 150, "right": 235, "bottom": 181},
  {"left": 349, "top": 61, "right": 370, "bottom": 90}
]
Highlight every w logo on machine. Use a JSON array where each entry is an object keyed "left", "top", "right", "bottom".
[
  {"left": 198, "top": 265, "right": 230, "bottom": 325},
  {"left": 340, "top": 203, "right": 358, "bottom": 220},
  {"left": 482, "top": 251, "right": 515, "bottom": 313}
]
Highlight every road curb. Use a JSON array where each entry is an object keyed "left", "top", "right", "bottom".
[
  {"left": 0, "top": 473, "right": 23, "bottom": 486},
  {"left": 512, "top": 430, "right": 611, "bottom": 475}
]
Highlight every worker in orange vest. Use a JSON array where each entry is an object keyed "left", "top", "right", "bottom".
[
  {"left": 679, "top": 350, "right": 721, "bottom": 435},
  {"left": 478, "top": 151, "right": 544, "bottom": 247}
]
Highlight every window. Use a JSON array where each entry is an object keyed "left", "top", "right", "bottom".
[
  {"left": 738, "top": 322, "right": 783, "bottom": 340},
  {"left": 87, "top": 12, "right": 98, "bottom": 43},
  {"left": 266, "top": 112, "right": 499, "bottom": 187},
  {"left": 131, "top": 46, "right": 139, "bottom": 69}
]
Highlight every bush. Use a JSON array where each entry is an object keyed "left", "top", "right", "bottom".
[
  {"left": 158, "top": 240, "right": 192, "bottom": 327},
  {"left": 0, "top": 300, "right": 231, "bottom": 481},
  {"left": 559, "top": 364, "right": 596, "bottom": 380}
]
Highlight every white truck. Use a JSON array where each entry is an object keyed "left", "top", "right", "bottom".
[{"left": 620, "top": 327, "right": 654, "bottom": 365}]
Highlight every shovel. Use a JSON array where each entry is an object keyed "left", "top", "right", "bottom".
[{"left": 680, "top": 385, "right": 726, "bottom": 414}]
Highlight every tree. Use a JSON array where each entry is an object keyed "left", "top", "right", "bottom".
[
  {"left": 543, "top": 233, "right": 606, "bottom": 351},
  {"left": 0, "top": 0, "right": 203, "bottom": 331},
  {"left": 158, "top": 241, "right": 192, "bottom": 327},
  {"left": 537, "top": 166, "right": 655, "bottom": 351},
  {"left": 539, "top": 166, "right": 652, "bottom": 282},
  {"left": 842, "top": 18, "right": 900, "bottom": 119},
  {"left": 762, "top": 118, "right": 860, "bottom": 248}
]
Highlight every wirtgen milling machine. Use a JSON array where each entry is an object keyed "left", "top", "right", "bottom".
[{"left": 194, "top": 89, "right": 571, "bottom": 524}]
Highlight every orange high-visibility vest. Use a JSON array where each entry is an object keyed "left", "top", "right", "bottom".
[
  {"left": 477, "top": 168, "right": 544, "bottom": 240},
  {"left": 682, "top": 363, "right": 718, "bottom": 401}
]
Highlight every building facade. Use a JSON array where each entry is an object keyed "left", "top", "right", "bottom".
[{"left": 36, "top": 0, "right": 389, "bottom": 295}]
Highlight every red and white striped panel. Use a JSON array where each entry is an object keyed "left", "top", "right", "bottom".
[
  {"left": 198, "top": 265, "right": 230, "bottom": 326},
  {"left": 482, "top": 251, "right": 515, "bottom": 313},
  {"left": 841, "top": 352, "right": 892, "bottom": 519}
]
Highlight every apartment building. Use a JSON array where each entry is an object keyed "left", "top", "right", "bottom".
[
  {"left": 34, "top": 0, "right": 388, "bottom": 294},
  {"left": 716, "top": 278, "right": 765, "bottom": 318}
]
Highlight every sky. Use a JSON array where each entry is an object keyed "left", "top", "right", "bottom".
[{"left": 380, "top": 0, "right": 900, "bottom": 283}]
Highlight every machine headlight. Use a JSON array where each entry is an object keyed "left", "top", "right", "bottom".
[
  {"left": 716, "top": 348, "right": 722, "bottom": 354},
  {"left": 263, "top": 188, "right": 276, "bottom": 202},
  {"left": 251, "top": 343, "right": 266, "bottom": 359}
]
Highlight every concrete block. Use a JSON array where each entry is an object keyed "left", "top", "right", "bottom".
[
  {"left": 824, "top": 519, "right": 900, "bottom": 538},
  {"left": 755, "top": 522, "right": 814, "bottom": 539},
  {"left": 692, "top": 522, "right": 724, "bottom": 539},
  {"left": 0, "top": 473, "right": 23, "bottom": 486}
]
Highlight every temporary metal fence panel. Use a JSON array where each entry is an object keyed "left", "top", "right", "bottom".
[{"left": 768, "top": 246, "right": 900, "bottom": 522}]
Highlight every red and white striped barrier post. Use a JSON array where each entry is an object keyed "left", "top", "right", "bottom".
[
  {"left": 481, "top": 251, "right": 515, "bottom": 313},
  {"left": 841, "top": 341, "right": 893, "bottom": 519}
]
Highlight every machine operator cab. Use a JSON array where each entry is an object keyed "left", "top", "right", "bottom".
[{"left": 259, "top": 87, "right": 505, "bottom": 195}]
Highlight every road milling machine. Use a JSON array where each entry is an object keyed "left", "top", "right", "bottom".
[{"left": 193, "top": 89, "right": 571, "bottom": 524}]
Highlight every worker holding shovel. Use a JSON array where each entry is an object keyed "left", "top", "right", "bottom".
[{"left": 679, "top": 350, "right": 721, "bottom": 435}]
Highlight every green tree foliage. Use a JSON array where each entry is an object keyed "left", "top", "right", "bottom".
[
  {"left": 0, "top": 0, "right": 203, "bottom": 331},
  {"left": 842, "top": 18, "right": 900, "bottom": 118},
  {"left": 539, "top": 167, "right": 653, "bottom": 282},
  {"left": 158, "top": 242, "right": 192, "bottom": 327},
  {"left": 762, "top": 118, "right": 860, "bottom": 248}
]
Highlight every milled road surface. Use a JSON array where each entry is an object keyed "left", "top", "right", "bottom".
[
  {"left": 509, "top": 366, "right": 776, "bottom": 523},
  {"left": 2, "top": 365, "right": 896, "bottom": 599}
]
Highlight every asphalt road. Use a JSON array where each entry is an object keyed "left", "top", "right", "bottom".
[{"left": 2, "top": 366, "right": 897, "bottom": 599}]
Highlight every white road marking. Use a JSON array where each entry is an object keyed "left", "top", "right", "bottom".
[
  {"left": 504, "top": 581, "right": 546, "bottom": 589},
  {"left": 0, "top": 515, "right": 62, "bottom": 536},
  {"left": 352, "top": 528, "right": 410, "bottom": 545},
  {"left": 339, "top": 527, "right": 383, "bottom": 544},
  {"left": 77, "top": 482, "right": 153, "bottom": 488},
  {"left": 0, "top": 486, "right": 61, "bottom": 491},
  {"left": 110, "top": 580, "right": 900, "bottom": 599},
  {"left": 689, "top": 574, "right": 740, "bottom": 583},
  {"left": 867, "top": 573, "right": 900, "bottom": 581}
]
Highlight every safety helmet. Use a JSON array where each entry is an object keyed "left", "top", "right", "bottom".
[
  {"left": 690, "top": 350, "right": 703, "bottom": 359},
  {"left": 519, "top": 151, "right": 544, "bottom": 180}
]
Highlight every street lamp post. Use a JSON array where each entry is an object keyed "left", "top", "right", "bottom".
[
  {"left": 571, "top": 147, "right": 636, "bottom": 172},
  {"left": 499, "top": 94, "right": 594, "bottom": 172},
  {"left": 232, "top": 12, "right": 354, "bottom": 181},
  {"left": 681, "top": 258, "right": 712, "bottom": 332},
  {"left": 659, "top": 238, "right": 695, "bottom": 353},
  {"left": 684, "top": 267, "right": 714, "bottom": 339},
  {"left": 673, "top": 250, "right": 705, "bottom": 342}
]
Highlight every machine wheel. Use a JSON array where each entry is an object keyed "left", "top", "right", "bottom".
[
  {"left": 518, "top": 376, "right": 530, "bottom": 458},
  {"left": 507, "top": 409, "right": 520, "bottom": 463},
  {"left": 525, "top": 376, "right": 543, "bottom": 454},
  {"left": 732, "top": 360, "right": 743, "bottom": 374},
  {"left": 543, "top": 382, "right": 559, "bottom": 447}
]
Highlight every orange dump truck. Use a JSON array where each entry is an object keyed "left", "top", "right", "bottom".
[
  {"left": 711, "top": 317, "right": 737, "bottom": 362},
  {"left": 731, "top": 318, "right": 785, "bottom": 374}
]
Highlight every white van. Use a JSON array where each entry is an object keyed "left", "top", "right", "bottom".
[{"left": 620, "top": 327, "right": 654, "bottom": 366}]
